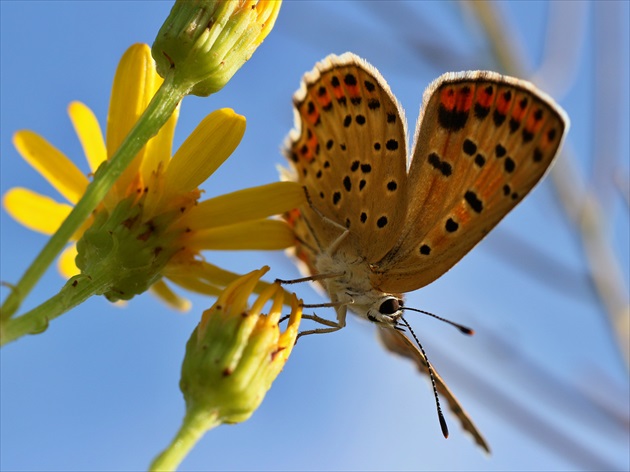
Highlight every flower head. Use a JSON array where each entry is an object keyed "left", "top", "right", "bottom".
[
  {"left": 180, "top": 266, "right": 302, "bottom": 423},
  {"left": 152, "top": 0, "right": 282, "bottom": 96},
  {"left": 3, "top": 43, "right": 304, "bottom": 309}
]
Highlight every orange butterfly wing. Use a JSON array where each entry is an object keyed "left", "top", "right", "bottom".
[{"left": 372, "top": 72, "right": 568, "bottom": 293}]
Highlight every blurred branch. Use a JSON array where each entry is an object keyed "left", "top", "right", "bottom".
[
  {"left": 592, "top": 2, "right": 625, "bottom": 219},
  {"left": 615, "top": 172, "right": 630, "bottom": 208},
  {"left": 360, "top": 1, "right": 479, "bottom": 73},
  {"left": 423, "top": 331, "right": 625, "bottom": 472},
  {"left": 466, "top": 0, "right": 630, "bottom": 368},
  {"left": 529, "top": 1, "right": 587, "bottom": 100},
  {"left": 483, "top": 226, "right": 596, "bottom": 304}
]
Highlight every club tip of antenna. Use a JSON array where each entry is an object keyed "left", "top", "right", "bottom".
[
  {"left": 439, "top": 413, "right": 449, "bottom": 439},
  {"left": 460, "top": 326, "right": 475, "bottom": 336}
]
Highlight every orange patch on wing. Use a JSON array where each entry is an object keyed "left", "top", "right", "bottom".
[
  {"left": 452, "top": 203, "right": 472, "bottom": 226},
  {"left": 284, "top": 208, "right": 302, "bottom": 227},
  {"left": 345, "top": 83, "right": 360, "bottom": 99},
  {"left": 455, "top": 85, "right": 474, "bottom": 112},
  {"left": 476, "top": 84, "right": 494, "bottom": 108},
  {"left": 541, "top": 123, "right": 560, "bottom": 149},
  {"left": 297, "top": 135, "right": 315, "bottom": 163},
  {"left": 315, "top": 88, "right": 332, "bottom": 108},
  {"left": 511, "top": 93, "right": 529, "bottom": 122},
  {"left": 440, "top": 87, "right": 457, "bottom": 110},
  {"left": 330, "top": 77, "right": 344, "bottom": 100},
  {"left": 496, "top": 87, "right": 513, "bottom": 115},
  {"left": 303, "top": 101, "right": 320, "bottom": 126},
  {"left": 307, "top": 132, "right": 318, "bottom": 153},
  {"left": 524, "top": 107, "right": 545, "bottom": 135}
]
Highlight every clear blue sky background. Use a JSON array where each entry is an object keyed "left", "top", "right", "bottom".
[{"left": 1, "top": 2, "right": 628, "bottom": 471}]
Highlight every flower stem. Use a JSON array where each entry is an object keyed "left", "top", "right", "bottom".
[
  {"left": 1, "top": 73, "right": 190, "bottom": 321},
  {"left": 149, "top": 406, "right": 221, "bottom": 472},
  {"left": 0, "top": 271, "right": 112, "bottom": 347}
]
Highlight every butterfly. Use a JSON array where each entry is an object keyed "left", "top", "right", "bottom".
[{"left": 280, "top": 52, "right": 568, "bottom": 452}]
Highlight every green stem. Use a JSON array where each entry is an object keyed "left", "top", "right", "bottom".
[
  {"left": 1, "top": 271, "right": 112, "bottom": 347},
  {"left": 149, "top": 406, "right": 221, "bottom": 472},
  {"left": 1, "top": 73, "right": 191, "bottom": 321}
]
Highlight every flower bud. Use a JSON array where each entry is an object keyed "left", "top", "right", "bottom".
[
  {"left": 180, "top": 266, "right": 301, "bottom": 423},
  {"left": 152, "top": 0, "right": 282, "bottom": 96}
]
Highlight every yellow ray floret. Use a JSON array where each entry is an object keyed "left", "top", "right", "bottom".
[{"left": 13, "top": 132, "right": 89, "bottom": 205}]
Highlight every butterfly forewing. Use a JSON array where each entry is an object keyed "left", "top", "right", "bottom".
[
  {"left": 373, "top": 72, "right": 568, "bottom": 293},
  {"left": 285, "top": 53, "right": 409, "bottom": 263}
]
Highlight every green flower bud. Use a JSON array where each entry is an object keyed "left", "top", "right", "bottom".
[
  {"left": 152, "top": 0, "right": 282, "bottom": 96},
  {"left": 180, "top": 266, "right": 302, "bottom": 423}
]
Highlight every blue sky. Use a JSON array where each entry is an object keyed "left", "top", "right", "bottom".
[{"left": 1, "top": 2, "right": 628, "bottom": 471}]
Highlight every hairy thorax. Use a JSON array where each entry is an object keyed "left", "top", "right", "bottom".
[{"left": 314, "top": 250, "right": 402, "bottom": 326}]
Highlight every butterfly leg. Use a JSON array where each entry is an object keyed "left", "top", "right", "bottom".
[
  {"left": 275, "top": 271, "right": 344, "bottom": 285},
  {"left": 296, "top": 303, "right": 349, "bottom": 339},
  {"left": 296, "top": 313, "right": 344, "bottom": 339}
]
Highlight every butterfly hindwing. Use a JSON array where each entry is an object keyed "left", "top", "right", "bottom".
[
  {"left": 285, "top": 53, "right": 409, "bottom": 263},
  {"left": 378, "top": 327, "right": 491, "bottom": 453},
  {"left": 373, "top": 72, "right": 568, "bottom": 293}
]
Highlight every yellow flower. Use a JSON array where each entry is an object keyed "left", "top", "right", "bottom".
[
  {"left": 3, "top": 43, "right": 304, "bottom": 310},
  {"left": 180, "top": 266, "right": 302, "bottom": 424},
  {"left": 153, "top": 0, "right": 282, "bottom": 96}
]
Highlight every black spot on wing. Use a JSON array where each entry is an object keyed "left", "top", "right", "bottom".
[
  {"left": 463, "top": 139, "right": 477, "bottom": 156},
  {"left": 343, "top": 176, "right": 351, "bottom": 191},
  {"left": 344, "top": 74, "right": 357, "bottom": 86},
  {"left": 438, "top": 105, "right": 468, "bottom": 131},
  {"left": 495, "top": 144, "right": 506, "bottom": 158},
  {"left": 445, "top": 218, "right": 459, "bottom": 233},
  {"left": 428, "top": 152, "right": 452, "bottom": 177},
  {"left": 386, "top": 139, "right": 399, "bottom": 151},
  {"left": 367, "top": 98, "right": 380, "bottom": 110},
  {"left": 464, "top": 191, "right": 483, "bottom": 213}
]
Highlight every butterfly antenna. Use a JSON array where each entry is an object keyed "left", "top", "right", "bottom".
[
  {"left": 399, "top": 316, "right": 449, "bottom": 439},
  {"left": 401, "top": 306, "right": 474, "bottom": 335}
]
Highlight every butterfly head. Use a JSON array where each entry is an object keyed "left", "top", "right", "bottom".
[{"left": 365, "top": 295, "right": 405, "bottom": 327}]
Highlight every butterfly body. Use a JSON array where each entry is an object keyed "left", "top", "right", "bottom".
[
  {"left": 282, "top": 52, "right": 568, "bottom": 452},
  {"left": 314, "top": 245, "right": 403, "bottom": 326}
]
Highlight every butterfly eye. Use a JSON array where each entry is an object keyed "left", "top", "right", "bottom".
[{"left": 379, "top": 297, "right": 402, "bottom": 315}]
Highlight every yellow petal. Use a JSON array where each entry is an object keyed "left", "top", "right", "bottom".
[
  {"left": 186, "top": 219, "right": 294, "bottom": 251},
  {"left": 150, "top": 279, "right": 191, "bottom": 312},
  {"left": 3, "top": 188, "right": 93, "bottom": 240},
  {"left": 13, "top": 131, "right": 89, "bottom": 204},
  {"left": 58, "top": 244, "right": 79, "bottom": 278},
  {"left": 163, "top": 109, "right": 245, "bottom": 195},
  {"left": 163, "top": 262, "right": 254, "bottom": 298},
  {"left": 163, "top": 260, "right": 286, "bottom": 299},
  {"left": 4, "top": 187, "right": 72, "bottom": 235},
  {"left": 181, "top": 181, "right": 305, "bottom": 230},
  {"left": 256, "top": 1, "right": 282, "bottom": 45},
  {"left": 106, "top": 43, "right": 161, "bottom": 194},
  {"left": 164, "top": 275, "right": 225, "bottom": 298},
  {"left": 68, "top": 101, "right": 107, "bottom": 173},
  {"left": 163, "top": 260, "right": 249, "bottom": 287}
]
